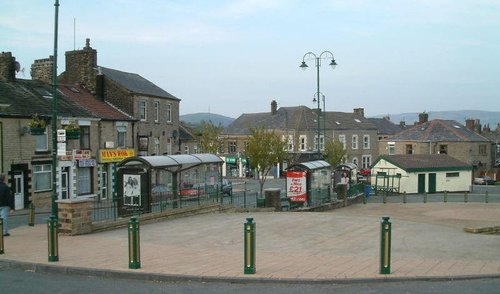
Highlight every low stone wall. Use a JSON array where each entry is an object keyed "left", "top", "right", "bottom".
[{"left": 91, "top": 203, "right": 232, "bottom": 234}]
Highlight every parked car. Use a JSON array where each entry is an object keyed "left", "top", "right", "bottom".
[
  {"left": 473, "top": 176, "right": 496, "bottom": 185},
  {"left": 221, "top": 178, "right": 232, "bottom": 196}
]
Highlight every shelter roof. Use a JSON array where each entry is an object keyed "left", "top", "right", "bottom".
[{"left": 118, "top": 153, "right": 223, "bottom": 172}]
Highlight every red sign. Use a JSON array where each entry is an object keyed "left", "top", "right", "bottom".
[{"left": 286, "top": 171, "right": 307, "bottom": 202}]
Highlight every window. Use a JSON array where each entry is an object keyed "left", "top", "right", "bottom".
[
  {"left": 77, "top": 167, "right": 92, "bottom": 195},
  {"left": 439, "top": 145, "right": 448, "bottom": 154},
  {"left": 338, "top": 135, "right": 346, "bottom": 150},
  {"left": 166, "top": 103, "right": 172, "bottom": 122},
  {"left": 479, "top": 144, "right": 487, "bottom": 155},
  {"left": 33, "top": 163, "right": 51, "bottom": 191},
  {"left": 79, "top": 126, "right": 90, "bottom": 149},
  {"left": 388, "top": 142, "right": 395, "bottom": 155},
  {"left": 193, "top": 145, "right": 198, "bottom": 153},
  {"left": 184, "top": 146, "right": 189, "bottom": 154},
  {"left": 35, "top": 130, "right": 48, "bottom": 152},
  {"left": 154, "top": 138, "right": 160, "bottom": 155},
  {"left": 362, "top": 155, "right": 371, "bottom": 169},
  {"left": 286, "top": 135, "right": 294, "bottom": 151},
  {"left": 314, "top": 135, "right": 324, "bottom": 151},
  {"left": 154, "top": 101, "right": 160, "bottom": 123},
  {"left": 139, "top": 101, "right": 147, "bottom": 121},
  {"left": 228, "top": 141, "right": 237, "bottom": 153},
  {"left": 406, "top": 144, "right": 413, "bottom": 154},
  {"left": 101, "top": 169, "right": 108, "bottom": 200},
  {"left": 352, "top": 135, "right": 358, "bottom": 150},
  {"left": 446, "top": 172, "right": 459, "bottom": 178},
  {"left": 117, "top": 126, "right": 126, "bottom": 148},
  {"left": 299, "top": 135, "right": 307, "bottom": 151},
  {"left": 363, "top": 135, "right": 370, "bottom": 149}
]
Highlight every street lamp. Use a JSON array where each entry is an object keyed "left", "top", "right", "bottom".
[
  {"left": 300, "top": 51, "right": 337, "bottom": 155},
  {"left": 51, "top": 0, "right": 60, "bottom": 218}
]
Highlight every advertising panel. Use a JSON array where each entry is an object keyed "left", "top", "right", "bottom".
[{"left": 287, "top": 170, "right": 307, "bottom": 202}]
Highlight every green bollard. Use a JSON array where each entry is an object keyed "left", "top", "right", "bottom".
[
  {"left": 47, "top": 215, "right": 59, "bottom": 262},
  {"left": 128, "top": 217, "right": 141, "bottom": 269},
  {"left": 444, "top": 191, "right": 448, "bottom": 203},
  {"left": 424, "top": 192, "right": 427, "bottom": 203},
  {"left": 28, "top": 203, "right": 35, "bottom": 226},
  {"left": 403, "top": 192, "right": 407, "bottom": 204},
  {"left": 485, "top": 191, "right": 489, "bottom": 203},
  {"left": 0, "top": 218, "right": 4, "bottom": 254},
  {"left": 244, "top": 217, "right": 256, "bottom": 274},
  {"left": 464, "top": 191, "right": 468, "bottom": 203},
  {"left": 363, "top": 194, "right": 367, "bottom": 204},
  {"left": 380, "top": 216, "right": 392, "bottom": 275}
]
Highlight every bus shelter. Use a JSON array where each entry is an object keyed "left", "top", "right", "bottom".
[
  {"left": 286, "top": 160, "right": 331, "bottom": 207},
  {"left": 117, "top": 153, "right": 223, "bottom": 216}
]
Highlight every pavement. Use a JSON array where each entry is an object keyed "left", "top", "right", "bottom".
[{"left": 1, "top": 202, "right": 500, "bottom": 284}]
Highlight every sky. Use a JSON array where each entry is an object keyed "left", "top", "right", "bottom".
[{"left": 1, "top": 0, "right": 499, "bottom": 119}]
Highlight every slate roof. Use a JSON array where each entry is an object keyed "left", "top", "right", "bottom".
[
  {"left": 179, "top": 123, "right": 196, "bottom": 141},
  {"left": 368, "top": 118, "right": 404, "bottom": 136},
  {"left": 225, "top": 106, "right": 377, "bottom": 135},
  {"left": 374, "top": 154, "right": 472, "bottom": 172},
  {"left": 58, "top": 84, "right": 135, "bottom": 121},
  {"left": 100, "top": 67, "right": 179, "bottom": 100},
  {"left": 0, "top": 79, "right": 92, "bottom": 119},
  {"left": 324, "top": 111, "right": 377, "bottom": 130},
  {"left": 386, "top": 119, "right": 489, "bottom": 142}
]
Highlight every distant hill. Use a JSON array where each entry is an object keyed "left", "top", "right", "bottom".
[
  {"left": 372, "top": 110, "right": 500, "bottom": 127},
  {"left": 180, "top": 113, "right": 235, "bottom": 128}
]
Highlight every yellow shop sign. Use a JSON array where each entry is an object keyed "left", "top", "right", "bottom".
[{"left": 99, "top": 149, "right": 135, "bottom": 163}]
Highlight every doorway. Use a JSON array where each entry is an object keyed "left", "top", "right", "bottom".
[{"left": 418, "top": 174, "right": 426, "bottom": 194}]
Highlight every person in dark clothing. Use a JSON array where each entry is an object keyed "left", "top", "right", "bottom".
[{"left": 0, "top": 174, "right": 14, "bottom": 236}]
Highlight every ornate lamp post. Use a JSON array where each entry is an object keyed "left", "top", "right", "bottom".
[{"left": 300, "top": 51, "right": 337, "bottom": 155}]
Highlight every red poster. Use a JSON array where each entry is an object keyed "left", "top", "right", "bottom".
[{"left": 287, "top": 171, "right": 307, "bottom": 202}]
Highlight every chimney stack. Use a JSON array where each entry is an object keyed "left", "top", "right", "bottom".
[
  {"left": 31, "top": 56, "right": 54, "bottom": 84},
  {"left": 353, "top": 108, "right": 365, "bottom": 117},
  {"left": 0, "top": 52, "right": 17, "bottom": 82},
  {"left": 418, "top": 112, "right": 428, "bottom": 125},
  {"left": 271, "top": 100, "right": 278, "bottom": 115},
  {"left": 60, "top": 38, "right": 98, "bottom": 92}
]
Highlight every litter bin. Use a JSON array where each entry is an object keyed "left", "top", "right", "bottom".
[
  {"left": 264, "top": 188, "right": 281, "bottom": 211},
  {"left": 364, "top": 184, "right": 371, "bottom": 198},
  {"left": 336, "top": 184, "right": 347, "bottom": 200}
]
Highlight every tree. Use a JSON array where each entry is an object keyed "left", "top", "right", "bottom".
[
  {"left": 246, "top": 128, "right": 288, "bottom": 195},
  {"left": 323, "top": 140, "right": 347, "bottom": 168},
  {"left": 197, "top": 121, "right": 225, "bottom": 154}
]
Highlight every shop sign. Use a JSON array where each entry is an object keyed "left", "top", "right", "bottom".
[
  {"left": 225, "top": 157, "right": 237, "bottom": 164},
  {"left": 99, "top": 148, "right": 135, "bottom": 163},
  {"left": 287, "top": 171, "right": 307, "bottom": 202},
  {"left": 78, "top": 159, "right": 97, "bottom": 167},
  {"left": 73, "top": 150, "right": 91, "bottom": 160}
]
